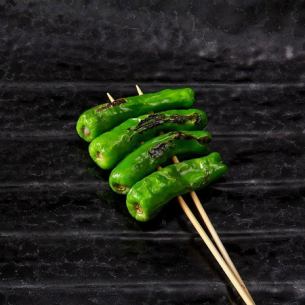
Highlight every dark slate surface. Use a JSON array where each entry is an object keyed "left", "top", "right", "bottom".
[
  {"left": 1, "top": 1, "right": 305, "bottom": 304},
  {"left": 1, "top": 0, "right": 305, "bottom": 82}
]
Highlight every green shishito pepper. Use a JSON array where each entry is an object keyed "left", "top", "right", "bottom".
[
  {"left": 126, "top": 152, "right": 228, "bottom": 222},
  {"left": 89, "top": 109, "right": 207, "bottom": 170},
  {"left": 109, "top": 130, "right": 212, "bottom": 194},
  {"left": 76, "top": 88, "right": 195, "bottom": 142}
]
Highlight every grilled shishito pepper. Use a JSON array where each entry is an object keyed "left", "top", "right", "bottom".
[
  {"left": 109, "top": 130, "right": 212, "bottom": 194},
  {"left": 76, "top": 88, "right": 195, "bottom": 142},
  {"left": 89, "top": 109, "right": 207, "bottom": 170},
  {"left": 126, "top": 152, "right": 228, "bottom": 222}
]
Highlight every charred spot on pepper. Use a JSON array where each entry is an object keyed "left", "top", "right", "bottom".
[
  {"left": 148, "top": 131, "right": 210, "bottom": 159},
  {"left": 133, "top": 114, "right": 166, "bottom": 133},
  {"left": 95, "top": 98, "right": 127, "bottom": 112},
  {"left": 189, "top": 113, "right": 202, "bottom": 126},
  {"left": 172, "top": 131, "right": 196, "bottom": 140},
  {"left": 197, "top": 135, "right": 211, "bottom": 144},
  {"left": 148, "top": 141, "right": 173, "bottom": 158},
  {"left": 172, "top": 131, "right": 210, "bottom": 142},
  {"left": 133, "top": 114, "right": 196, "bottom": 134}
]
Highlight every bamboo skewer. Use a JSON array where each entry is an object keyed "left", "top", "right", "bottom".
[
  {"left": 107, "top": 92, "right": 114, "bottom": 102},
  {"left": 106, "top": 89, "right": 255, "bottom": 305},
  {"left": 177, "top": 195, "right": 254, "bottom": 305},
  {"left": 172, "top": 156, "right": 254, "bottom": 303},
  {"left": 157, "top": 162, "right": 255, "bottom": 305},
  {"left": 135, "top": 85, "right": 254, "bottom": 303}
]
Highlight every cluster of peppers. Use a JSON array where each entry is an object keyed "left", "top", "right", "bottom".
[{"left": 76, "top": 88, "right": 228, "bottom": 222}]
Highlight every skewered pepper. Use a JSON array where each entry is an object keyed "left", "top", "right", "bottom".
[
  {"left": 126, "top": 152, "right": 228, "bottom": 222},
  {"left": 76, "top": 88, "right": 195, "bottom": 142},
  {"left": 109, "top": 130, "right": 211, "bottom": 194},
  {"left": 89, "top": 109, "right": 207, "bottom": 170}
]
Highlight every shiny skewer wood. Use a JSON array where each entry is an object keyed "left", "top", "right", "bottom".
[{"left": 106, "top": 89, "right": 255, "bottom": 305}]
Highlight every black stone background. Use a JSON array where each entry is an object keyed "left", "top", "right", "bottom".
[{"left": 0, "top": 1, "right": 305, "bottom": 304}]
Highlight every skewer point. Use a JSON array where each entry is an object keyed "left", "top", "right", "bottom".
[
  {"left": 135, "top": 84, "right": 144, "bottom": 95},
  {"left": 107, "top": 92, "right": 115, "bottom": 102}
]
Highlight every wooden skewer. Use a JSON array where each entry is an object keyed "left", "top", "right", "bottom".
[
  {"left": 106, "top": 90, "right": 254, "bottom": 305},
  {"left": 135, "top": 84, "right": 143, "bottom": 95},
  {"left": 135, "top": 85, "right": 255, "bottom": 304},
  {"left": 154, "top": 166, "right": 254, "bottom": 305},
  {"left": 172, "top": 156, "right": 254, "bottom": 303},
  {"left": 177, "top": 195, "right": 254, "bottom": 305},
  {"left": 107, "top": 92, "right": 114, "bottom": 102}
]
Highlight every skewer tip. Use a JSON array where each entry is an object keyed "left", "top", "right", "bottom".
[
  {"left": 107, "top": 92, "right": 115, "bottom": 102},
  {"left": 135, "top": 84, "right": 144, "bottom": 95}
]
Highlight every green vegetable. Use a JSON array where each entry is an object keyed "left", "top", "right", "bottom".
[
  {"left": 109, "top": 130, "right": 211, "bottom": 194},
  {"left": 76, "top": 88, "right": 195, "bottom": 142},
  {"left": 126, "top": 152, "right": 228, "bottom": 222},
  {"left": 89, "top": 109, "right": 207, "bottom": 170}
]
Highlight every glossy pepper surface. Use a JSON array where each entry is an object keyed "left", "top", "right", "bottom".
[
  {"left": 126, "top": 152, "right": 228, "bottom": 222},
  {"left": 76, "top": 88, "right": 195, "bottom": 142},
  {"left": 109, "top": 130, "right": 211, "bottom": 194},
  {"left": 89, "top": 109, "right": 207, "bottom": 170}
]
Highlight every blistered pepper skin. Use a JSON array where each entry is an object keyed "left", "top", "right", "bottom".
[
  {"left": 126, "top": 153, "right": 228, "bottom": 222},
  {"left": 89, "top": 109, "right": 207, "bottom": 170},
  {"left": 76, "top": 88, "right": 195, "bottom": 142},
  {"left": 109, "top": 130, "right": 212, "bottom": 194}
]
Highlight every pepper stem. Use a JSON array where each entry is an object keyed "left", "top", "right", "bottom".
[
  {"left": 83, "top": 126, "right": 90, "bottom": 137},
  {"left": 114, "top": 184, "right": 127, "bottom": 194},
  {"left": 134, "top": 203, "right": 143, "bottom": 215},
  {"left": 96, "top": 152, "right": 103, "bottom": 162}
]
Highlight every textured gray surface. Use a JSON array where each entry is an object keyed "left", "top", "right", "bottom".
[
  {"left": 0, "top": 1, "right": 305, "bottom": 304},
  {"left": 1, "top": 0, "right": 305, "bottom": 82}
]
